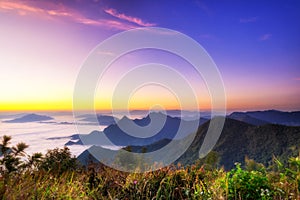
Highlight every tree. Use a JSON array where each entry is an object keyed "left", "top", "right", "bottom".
[
  {"left": 23, "top": 152, "right": 43, "bottom": 171},
  {"left": 39, "top": 147, "right": 78, "bottom": 174},
  {"left": 0, "top": 135, "right": 29, "bottom": 175}
]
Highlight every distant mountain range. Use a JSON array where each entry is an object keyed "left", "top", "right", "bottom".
[
  {"left": 77, "top": 110, "right": 300, "bottom": 169},
  {"left": 3, "top": 113, "right": 53, "bottom": 123},
  {"left": 78, "top": 114, "right": 119, "bottom": 125},
  {"left": 66, "top": 112, "right": 207, "bottom": 147},
  {"left": 103, "top": 112, "right": 206, "bottom": 146},
  {"left": 228, "top": 110, "right": 300, "bottom": 126}
]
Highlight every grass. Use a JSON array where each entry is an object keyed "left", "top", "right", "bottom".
[
  {"left": 0, "top": 135, "right": 299, "bottom": 199},
  {"left": 1, "top": 156, "right": 299, "bottom": 200}
]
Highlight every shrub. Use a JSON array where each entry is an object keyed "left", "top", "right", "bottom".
[
  {"left": 223, "top": 163, "right": 272, "bottom": 199},
  {"left": 39, "top": 147, "right": 78, "bottom": 175}
]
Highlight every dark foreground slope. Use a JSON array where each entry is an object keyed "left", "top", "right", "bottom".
[
  {"left": 78, "top": 117, "right": 300, "bottom": 170},
  {"left": 177, "top": 118, "right": 300, "bottom": 169}
]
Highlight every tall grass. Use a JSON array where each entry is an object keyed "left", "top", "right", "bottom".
[
  {"left": 1, "top": 135, "right": 299, "bottom": 199},
  {"left": 1, "top": 155, "right": 299, "bottom": 199}
]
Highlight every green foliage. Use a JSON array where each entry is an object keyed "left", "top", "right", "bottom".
[
  {"left": 245, "top": 156, "right": 266, "bottom": 172},
  {"left": 178, "top": 120, "right": 300, "bottom": 170},
  {"left": 196, "top": 151, "right": 220, "bottom": 170},
  {"left": 39, "top": 147, "right": 78, "bottom": 174},
  {"left": 271, "top": 155, "right": 300, "bottom": 198},
  {"left": 0, "top": 135, "right": 29, "bottom": 175},
  {"left": 0, "top": 135, "right": 299, "bottom": 199},
  {"left": 223, "top": 163, "right": 272, "bottom": 199}
]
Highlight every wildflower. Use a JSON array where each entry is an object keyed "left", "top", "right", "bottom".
[{"left": 133, "top": 180, "right": 137, "bottom": 185}]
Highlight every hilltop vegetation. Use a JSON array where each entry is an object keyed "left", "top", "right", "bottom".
[
  {"left": 178, "top": 118, "right": 300, "bottom": 169},
  {"left": 0, "top": 135, "right": 300, "bottom": 199}
]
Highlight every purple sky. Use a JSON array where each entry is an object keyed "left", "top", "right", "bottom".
[{"left": 0, "top": 0, "right": 299, "bottom": 111}]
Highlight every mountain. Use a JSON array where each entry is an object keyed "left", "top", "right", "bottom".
[
  {"left": 177, "top": 118, "right": 300, "bottom": 169},
  {"left": 76, "top": 111, "right": 300, "bottom": 169},
  {"left": 77, "top": 146, "right": 99, "bottom": 165},
  {"left": 229, "top": 110, "right": 300, "bottom": 126},
  {"left": 64, "top": 131, "right": 103, "bottom": 146},
  {"left": 79, "top": 115, "right": 118, "bottom": 125},
  {"left": 102, "top": 112, "right": 207, "bottom": 146},
  {"left": 77, "top": 118, "right": 300, "bottom": 169},
  {"left": 128, "top": 138, "right": 172, "bottom": 153},
  {"left": 3, "top": 113, "right": 53, "bottom": 123},
  {"left": 228, "top": 112, "right": 269, "bottom": 125},
  {"left": 66, "top": 112, "right": 207, "bottom": 147}
]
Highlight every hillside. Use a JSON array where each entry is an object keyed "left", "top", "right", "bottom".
[
  {"left": 177, "top": 118, "right": 300, "bottom": 169},
  {"left": 77, "top": 113, "right": 300, "bottom": 170}
]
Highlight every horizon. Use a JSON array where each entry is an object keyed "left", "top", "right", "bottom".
[
  {"left": 1, "top": 1, "right": 300, "bottom": 111},
  {"left": 0, "top": 108, "right": 299, "bottom": 115}
]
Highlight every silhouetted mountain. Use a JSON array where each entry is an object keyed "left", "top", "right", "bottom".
[
  {"left": 3, "top": 113, "right": 53, "bottom": 123},
  {"left": 77, "top": 117, "right": 300, "bottom": 169},
  {"left": 79, "top": 115, "right": 118, "bottom": 125},
  {"left": 228, "top": 112, "right": 269, "bottom": 125},
  {"left": 177, "top": 118, "right": 300, "bottom": 169},
  {"left": 229, "top": 110, "right": 300, "bottom": 126},
  {"left": 64, "top": 131, "right": 104, "bottom": 146},
  {"left": 67, "top": 112, "right": 207, "bottom": 147},
  {"left": 76, "top": 110, "right": 300, "bottom": 169},
  {"left": 77, "top": 146, "right": 100, "bottom": 165},
  {"left": 128, "top": 138, "right": 172, "bottom": 153},
  {"left": 102, "top": 112, "right": 206, "bottom": 146},
  {"left": 0, "top": 113, "right": 25, "bottom": 119}
]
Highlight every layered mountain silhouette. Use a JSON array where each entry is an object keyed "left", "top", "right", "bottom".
[
  {"left": 228, "top": 112, "right": 268, "bottom": 125},
  {"left": 79, "top": 114, "right": 119, "bottom": 126},
  {"left": 77, "top": 111, "right": 300, "bottom": 169},
  {"left": 66, "top": 112, "right": 207, "bottom": 147},
  {"left": 3, "top": 113, "right": 53, "bottom": 123},
  {"left": 228, "top": 110, "right": 300, "bottom": 126},
  {"left": 103, "top": 112, "right": 206, "bottom": 146}
]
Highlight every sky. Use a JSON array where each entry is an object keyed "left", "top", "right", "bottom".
[{"left": 0, "top": 0, "right": 299, "bottom": 112}]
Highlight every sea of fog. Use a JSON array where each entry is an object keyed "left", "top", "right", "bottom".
[
  {"left": 0, "top": 110, "right": 209, "bottom": 157},
  {"left": 0, "top": 111, "right": 152, "bottom": 157}
]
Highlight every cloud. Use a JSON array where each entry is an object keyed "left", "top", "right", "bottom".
[
  {"left": 239, "top": 17, "right": 258, "bottom": 23},
  {"left": 259, "top": 34, "right": 272, "bottom": 41},
  {"left": 104, "top": 8, "right": 156, "bottom": 27},
  {"left": 0, "top": 1, "right": 137, "bottom": 30},
  {"left": 294, "top": 77, "right": 300, "bottom": 81},
  {"left": 0, "top": 1, "right": 45, "bottom": 15}
]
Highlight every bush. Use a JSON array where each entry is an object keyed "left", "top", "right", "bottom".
[
  {"left": 223, "top": 163, "right": 272, "bottom": 199},
  {"left": 39, "top": 147, "right": 78, "bottom": 175}
]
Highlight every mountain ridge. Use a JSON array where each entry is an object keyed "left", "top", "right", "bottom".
[{"left": 3, "top": 113, "right": 53, "bottom": 123}]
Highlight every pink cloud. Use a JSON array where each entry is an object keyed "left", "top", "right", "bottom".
[
  {"left": 104, "top": 8, "right": 156, "bottom": 27},
  {"left": 0, "top": 1, "right": 137, "bottom": 30},
  {"left": 259, "top": 34, "right": 272, "bottom": 41},
  {"left": 294, "top": 77, "right": 300, "bottom": 81},
  {"left": 0, "top": 1, "right": 45, "bottom": 15}
]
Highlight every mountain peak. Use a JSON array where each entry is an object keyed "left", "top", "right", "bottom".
[{"left": 3, "top": 113, "right": 53, "bottom": 123}]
